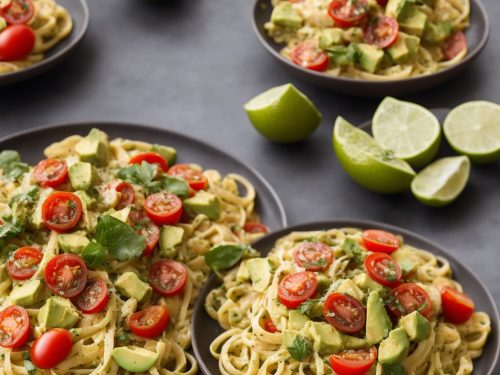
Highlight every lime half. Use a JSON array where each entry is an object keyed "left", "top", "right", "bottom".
[
  {"left": 411, "top": 156, "right": 470, "bottom": 207},
  {"left": 244, "top": 83, "right": 322, "bottom": 143},
  {"left": 333, "top": 116, "right": 416, "bottom": 194},
  {"left": 372, "top": 97, "right": 441, "bottom": 168},
  {"left": 444, "top": 101, "right": 500, "bottom": 163}
]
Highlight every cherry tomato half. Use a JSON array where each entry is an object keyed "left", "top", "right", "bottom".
[
  {"left": 243, "top": 221, "right": 269, "bottom": 234},
  {"left": 440, "top": 286, "right": 475, "bottom": 324},
  {"left": 293, "top": 242, "right": 334, "bottom": 272},
  {"left": 0, "top": 305, "right": 30, "bottom": 348},
  {"left": 6, "top": 246, "right": 43, "bottom": 280},
  {"left": 323, "top": 292, "right": 366, "bottom": 334},
  {"left": 328, "top": 0, "right": 368, "bottom": 28},
  {"left": 364, "top": 252, "right": 402, "bottom": 288},
  {"left": 0, "top": 24, "right": 35, "bottom": 61},
  {"left": 362, "top": 229, "right": 400, "bottom": 254},
  {"left": 1, "top": 0, "right": 34, "bottom": 25},
  {"left": 33, "top": 159, "right": 68, "bottom": 188},
  {"left": 144, "top": 192, "right": 183, "bottom": 225},
  {"left": 129, "top": 152, "right": 168, "bottom": 173},
  {"left": 129, "top": 210, "right": 160, "bottom": 255},
  {"left": 330, "top": 346, "right": 377, "bottom": 375},
  {"left": 114, "top": 181, "right": 135, "bottom": 210},
  {"left": 149, "top": 259, "right": 188, "bottom": 297},
  {"left": 376, "top": 0, "right": 388, "bottom": 5},
  {"left": 388, "top": 283, "right": 433, "bottom": 320},
  {"left": 364, "top": 16, "right": 399, "bottom": 49},
  {"left": 72, "top": 278, "right": 109, "bottom": 314},
  {"left": 42, "top": 191, "right": 82, "bottom": 232},
  {"left": 129, "top": 305, "right": 170, "bottom": 338},
  {"left": 44, "top": 253, "right": 88, "bottom": 298},
  {"left": 30, "top": 328, "right": 72, "bottom": 369},
  {"left": 442, "top": 31, "right": 467, "bottom": 61},
  {"left": 263, "top": 318, "right": 279, "bottom": 333},
  {"left": 290, "top": 41, "right": 329, "bottom": 71},
  {"left": 278, "top": 271, "right": 318, "bottom": 309},
  {"left": 167, "top": 164, "right": 208, "bottom": 191}
]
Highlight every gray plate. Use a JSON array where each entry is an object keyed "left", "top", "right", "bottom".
[
  {"left": 0, "top": 0, "right": 89, "bottom": 86},
  {"left": 192, "top": 220, "right": 500, "bottom": 375},
  {"left": 252, "top": 0, "right": 489, "bottom": 97}
]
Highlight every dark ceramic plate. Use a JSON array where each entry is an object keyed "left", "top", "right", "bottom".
[
  {"left": 252, "top": 0, "right": 489, "bottom": 96},
  {"left": 192, "top": 220, "right": 500, "bottom": 375},
  {"left": 0, "top": 0, "right": 89, "bottom": 86}
]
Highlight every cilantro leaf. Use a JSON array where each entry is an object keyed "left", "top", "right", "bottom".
[
  {"left": 22, "top": 351, "right": 36, "bottom": 375},
  {"left": 118, "top": 162, "right": 157, "bottom": 187},
  {"left": 204, "top": 244, "right": 253, "bottom": 276},
  {"left": 0, "top": 150, "right": 29, "bottom": 180},
  {"left": 287, "top": 336, "right": 313, "bottom": 361},
  {"left": 81, "top": 240, "right": 109, "bottom": 268},
  {"left": 342, "top": 238, "right": 366, "bottom": 265},
  {"left": 297, "top": 299, "right": 320, "bottom": 318}
]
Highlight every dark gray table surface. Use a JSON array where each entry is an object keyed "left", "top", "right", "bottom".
[{"left": 0, "top": 0, "right": 499, "bottom": 370}]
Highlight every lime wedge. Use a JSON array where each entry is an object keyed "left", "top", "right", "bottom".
[
  {"left": 244, "top": 84, "right": 322, "bottom": 143},
  {"left": 333, "top": 116, "right": 416, "bottom": 194},
  {"left": 411, "top": 156, "right": 470, "bottom": 207},
  {"left": 443, "top": 101, "right": 500, "bottom": 163},
  {"left": 372, "top": 97, "right": 441, "bottom": 168}
]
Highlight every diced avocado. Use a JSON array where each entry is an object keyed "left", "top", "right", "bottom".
[
  {"left": 399, "top": 6, "right": 427, "bottom": 37},
  {"left": 316, "top": 274, "right": 331, "bottom": 294},
  {"left": 353, "top": 272, "right": 384, "bottom": 292},
  {"left": 37, "top": 296, "right": 80, "bottom": 330},
  {"left": 398, "top": 311, "right": 430, "bottom": 342},
  {"left": 357, "top": 43, "right": 384, "bottom": 73},
  {"left": 151, "top": 144, "right": 177, "bottom": 166},
  {"left": 110, "top": 206, "right": 131, "bottom": 223},
  {"left": 271, "top": 2, "right": 302, "bottom": 29},
  {"left": 74, "top": 190, "right": 95, "bottom": 232},
  {"left": 112, "top": 346, "right": 159, "bottom": 373},
  {"left": 29, "top": 188, "right": 54, "bottom": 229},
  {"left": 282, "top": 329, "right": 299, "bottom": 348},
  {"left": 319, "top": 28, "right": 343, "bottom": 50},
  {"left": 0, "top": 17, "right": 6, "bottom": 32},
  {"left": 68, "top": 162, "right": 98, "bottom": 191},
  {"left": 343, "top": 334, "right": 369, "bottom": 350},
  {"left": 57, "top": 231, "right": 90, "bottom": 254},
  {"left": 159, "top": 225, "right": 184, "bottom": 258},
  {"left": 385, "top": 0, "right": 410, "bottom": 18},
  {"left": 10, "top": 279, "right": 43, "bottom": 307},
  {"left": 366, "top": 291, "right": 392, "bottom": 345},
  {"left": 247, "top": 258, "right": 272, "bottom": 293},
  {"left": 308, "top": 321, "right": 344, "bottom": 355},
  {"left": 387, "top": 34, "right": 410, "bottom": 63},
  {"left": 335, "top": 279, "right": 365, "bottom": 301},
  {"left": 341, "top": 27, "right": 364, "bottom": 43},
  {"left": 236, "top": 259, "right": 250, "bottom": 282},
  {"left": 382, "top": 363, "right": 408, "bottom": 375},
  {"left": 404, "top": 33, "right": 420, "bottom": 57},
  {"left": 75, "top": 128, "right": 109, "bottom": 166},
  {"left": 424, "top": 21, "right": 452, "bottom": 44},
  {"left": 115, "top": 272, "right": 152, "bottom": 303},
  {"left": 183, "top": 191, "right": 221, "bottom": 220},
  {"left": 378, "top": 328, "right": 410, "bottom": 365},
  {"left": 288, "top": 310, "right": 310, "bottom": 331},
  {"left": 75, "top": 189, "right": 96, "bottom": 208}
]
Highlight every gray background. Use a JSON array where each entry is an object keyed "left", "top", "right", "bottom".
[{"left": 0, "top": 0, "right": 499, "bottom": 369}]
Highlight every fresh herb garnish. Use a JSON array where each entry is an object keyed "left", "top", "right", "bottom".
[
  {"left": 297, "top": 299, "right": 320, "bottom": 317},
  {"left": 417, "top": 302, "right": 428, "bottom": 313},
  {"left": 287, "top": 336, "right": 313, "bottom": 361},
  {"left": 204, "top": 244, "right": 256, "bottom": 277},
  {"left": 22, "top": 351, "right": 36, "bottom": 375},
  {"left": 0, "top": 150, "right": 29, "bottom": 181},
  {"left": 81, "top": 240, "right": 109, "bottom": 268},
  {"left": 342, "top": 238, "right": 366, "bottom": 265}
]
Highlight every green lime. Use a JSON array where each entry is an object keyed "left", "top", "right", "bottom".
[
  {"left": 333, "top": 116, "right": 416, "bottom": 194},
  {"left": 244, "top": 83, "right": 322, "bottom": 143},
  {"left": 372, "top": 97, "right": 441, "bottom": 168},
  {"left": 443, "top": 101, "right": 500, "bottom": 163},
  {"left": 411, "top": 156, "right": 470, "bottom": 207}
]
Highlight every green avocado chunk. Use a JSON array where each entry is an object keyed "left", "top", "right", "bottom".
[
  {"left": 319, "top": 28, "right": 343, "bottom": 50},
  {"left": 110, "top": 206, "right": 131, "bottom": 223},
  {"left": 58, "top": 231, "right": 90, "bottom": 254},
  {"left": 307, "top": 321, "right": 344, "bottom": 355},
  {"left": 353, "top": 272, "right": 384, "bottom": 292},
  {"left": 159, "top": 225, "right": 184, "bottom": 258},
  {"left": 151, "top": 144, "right": 177, "bottom": 166},
  {"left": 29, "top": 188, "right": 54, "bottom": 229},
  {"left": 271, "top": 2, "right": 302, "bottom": 29},
  {"left": 112, "top": 346, "right": 159, "bottom": 373},
  {"left": 236, "top": 259, "right": 250, "bottom": 282},
  {"left": 424, "top": 21, "right": 453, "bottom": 44},
  {"left": 75, "top": 128, "right": 109, "bottom": 166},
  {"left": 342, "top": 334, "right": 369, "bottom": 350},
  {"left": 115, "top": 272, "right": 152, "bottom": 303},
  {"left": 378, "top": 327, "right": 410, "bottom": 365},
  {"left": 288, "top": 310, "right": 310, "bottom": 331},
  {"left": 316, "top": 274, "right": 331, "bottom": 294},
  {"left": 335, "top": 278, "right": 365, "bottom": 301},
  {"left": 37, "top": 296, "right": 80, "bottom": 330},
  {"left": 356, "top": 43, "right": 384, "bottom": 73},
  {"left": 68, "top": 162, "right": 98, "bottom": 190},
  {"left": 282, "top": 329, "right": 299, "bottom": 348},
  {"left": 383, "top": 363, "right": 408, "bottom": 375},
  {"left": 366, "top": 291, "right": 392, "bottom": 345},
  {"left": 247, "top": 258, "right": 272, "bottom": 292},
  {"left": 398, "top": 6, "right": 428, "bottom": 37},
  {"left": 398, "top": 311, "right": 431, "bottom": 342},
  {"left": 183, "top": 191, "right": 221, "bottom": 220},
  {"left": 385, "top": 0, "right": 411, "bottom": 18},
  {"left": 10, "top": 279, "right": 43, "bottom": 307},
  {"left": 387, "top": 33, "right": 421, "bottom": 63}
]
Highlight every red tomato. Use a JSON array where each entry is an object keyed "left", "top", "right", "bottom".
[
  {"left": 328, "top": 0, "right": 368, "bottom": 28},
  {"left": 6, "top": 246, "right": 43, "bottom": 280},
  {"left": 129, "top": 305, "right": 170, "bottom": 338},
  {"left": 389, "top": 283, "right": 433, "bottom": 319},
  {"left": 149, "top": 259, "right": 188, "bottom": 297},
  {"left": 293, "top": 242, "right": 334, "bottom": 271},
  {"left": 0, "top": 24, "right": 35, "bottom": 61},
  {"left": 243, "top": 221, "right": 269, "bottom": 234},
  {"left": 364, "top": 253, "right": 402, "bottom": 288},
  {"left": 440, "top": 286, "right": 475, "bottom": 324},
  {"left": 376, "top": 0, "right": 388, "bottom": 4},
  {"left": 442, "top": 31, "right": 467, "bottom": 61},
  {"left": 114, "top": 181, "right": 135, "bottom": 210},
  {"left": 278, "top": 271, "right": 318, "bottom": 309},
  {"left": 129, "top": 210, "right": 160, "bottom": 255},
  {"left": 0, "top": 305, "right": 30, "bottom": 349},
  {"left": 290, "top": 41, "right": 329, "bottom": 71},
  {"left": 42, "top": 191, "right": 82, "bottom": 232},
  {"left": 72, "top": 279, "right": 109, "bottom": 314},
  {"left": 362, "top": 229, "right": 400, "bottom": 254},
  {"left": 263, "top": 319, "right": 279, "bottom": 333},
  {"left": 330, "top": 347, "right": 377, "bottom": 375},
  {"left": 323, "top": 293, "right": 366, "bottom": 334},
  {"left": 167, "top": 164, "right": 208, "bottom": 191},
  {"left": 1, "top": 0, "right": 34, "bottom": 25},
  {"left": 30, "top": 328, "right": 72, "bottom": 369},
  {"left": 44, "top": 253, "right": 88, "bottom": 298},
  {"left": 129, "top": 152, "right": 168, "bottom": 173},
  {"left": 33, "top": 159, "right": 68, "bottom": 188},
  {"left": 144, "top": 192, "right": 183, "bottom": 225},
  {"left": 364, "top": 16, "right": 399, "bottom": 49}
]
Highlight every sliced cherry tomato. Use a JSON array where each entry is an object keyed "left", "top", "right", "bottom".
[
  {"left": 167, "top": 164, "right": 208, "bottom": 191},
  {"left": 364, "top": 253, "right": 401, "bottom": 288},
  {"left": 323, "top": 292, "right": 366, "bottom": 334},
  {"left": 44, "top": 253, "right": 88, "bottom": 298},
  {"left": 290, "top": 41, "right": 329, "bottom": 71},
  {"left": 33, "top": 159, "right": 68, "bottom": 188},
  {"left": 362, "top": 229, "right": 400, "bottom": 254},
  {"left": 0, "top": 0, "right": 34, "bottom": 25},
  {"left": 364, "top": 16, "right": 399, "bottom": 49},
  {"left": 129, "top": 152, "right": 168, "bottom": 173},
  {"left": 6, "top": 246, "right": 43, "bottom": 280},
  {"left": 0, "top": 24, "right": 35, "bottom": 61},
  {"left": 388, "top": 283, "right": 433, "bottom": 319},
  {"left": 293, "top": 242, "right": 334, "bottom": 272},
  {"left": 328, "top": 0, "right": 368, "bottom": 28},
  {"left": 440, "top": 286, "right": 475, "bottom": 324},
  {"left": 376, "top": 0, "right": 388, "bottom": 5},
  {"left": 30, "top": 328, "right": 72, "bottom": 369},
  {"left": 129, "top": 210, "right": 160, "bottom": 255},
  {"left": 278, "top": 271, "right": 318, "bottom": 309},
  {"left": 42, "top": 191, "right": 82, "bottom": 232},
  {"left": 144, "top": 192, "right": 183, "bottom": 225},
  {"left": 0, "top": 305, "right": 30, "bottom": 349},
  {"left": 72, "top": 278, "right": 109, "bottom": 314},
  {"left": 330, "top": 347, "right": 377, "bottom": 375},
  {"left": 129, "top": 305, "right": 170, "bottom": 338},
  {"left": 442, "top": 31, "right": 467, "bottom": 61},
  {"left": 243, "top": 221, "right": 269, "bottom": 234},
  {"left": 114, "top": 181, "right": 135, "bottom": 210},
  {"left": 263, "top": 318, "right": 279, "bottom": 333},
  {"left": 149, "top": 259, "right": 187, "bottom": 297}
]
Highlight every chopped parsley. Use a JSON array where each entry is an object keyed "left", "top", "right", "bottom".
[
  {"left": 297, "top": 299, "right": 320, "bottom": 317},
  {"left": 341, "top": 238, "right": 366, "bottom": 265},
  {"left": 287, "top": 336, "right": 313, "bottom": 361}
]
